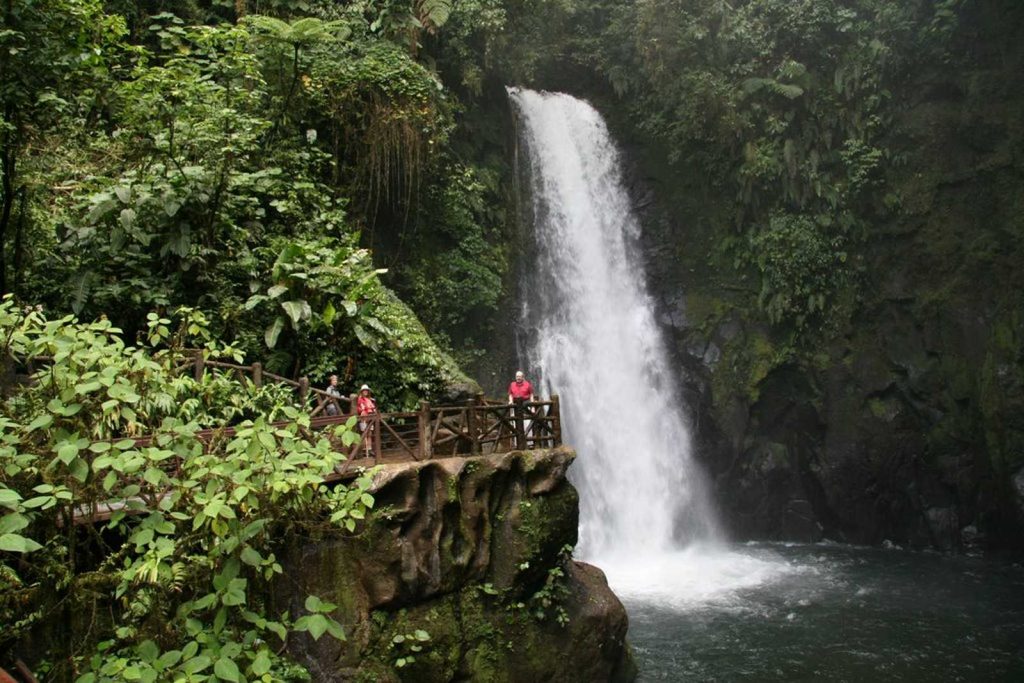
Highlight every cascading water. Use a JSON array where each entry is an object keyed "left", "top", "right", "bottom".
[
  {"left": 508, "top": 87, "right": 720, "bottom": 559},
  {"left": 504, "top": 89, "right": 1024, "bottom": 681},
  {"left": 508, "top": 88, "right": 802, "bottom": 608}
]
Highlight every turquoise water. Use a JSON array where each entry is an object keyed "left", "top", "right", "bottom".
[{"left": 618, "top": 544, "right": 1024, "bottom": 682}]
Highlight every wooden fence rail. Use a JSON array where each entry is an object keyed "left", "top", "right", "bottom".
[
  {"left": 21, "top": 350, "right": 561, "bottom": 472},
  {"left": 171, "top": 352, "right": 562, "bottom": 461},
  {"left": 132, "top": 393, "right": 562, "bottom": 470}
]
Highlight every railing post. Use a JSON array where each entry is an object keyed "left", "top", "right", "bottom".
[
  {"left": 298, "top": 376, "right": 309, "bottom": 405},
  {"left": 251, "top": 362, "right": 262, "bottom": 388},
  {"left": 514, "top": 401, "right": 526, "bottom": 451},
  {"left": 466, "top": 399, "right": 479, "bottom": 455},
  {"left": 348, "top": 393, "right": 360, "bottom": 458},
  {"left": 550, "top": 394, "right": 561, "bottom": 447},
  {"left": 419, "top": 401, "right": 432, "bottom": 460},
  {"left": 193, "top": 349, "right": 204, "bottom": 382},
  {"left": 373, "top": 412, "right": 382, "bottom": 464},
  {"left": 475, "top": 393, "right": 486, "bottom": 454}
]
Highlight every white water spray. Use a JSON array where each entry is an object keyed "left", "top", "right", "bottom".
[
  {"left": 508, "top": 87, "right": 720, "bottom": 560},
  {"left": 508, "top": 87, "right": 803, "bottom": 605}
]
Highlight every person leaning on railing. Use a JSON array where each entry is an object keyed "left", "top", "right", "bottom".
[
  {"left": 507, "top": 370, "right": 536, "bottom": 447},
  {"left": 507, "top": 370, "right": 535, "bottom": 405},
  {"left": 356, "top": 384, "right": 377, "bottom": 458},
  {"left": 324, "top": 374, "right": 343, "bottom": 416}
]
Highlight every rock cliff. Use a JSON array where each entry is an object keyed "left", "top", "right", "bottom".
[
  {"left": 600, "top": 2, "right": 1024, "bottom": 553},
  {"left": 275, "top": 448, "right": 636, "bottom": 682},
  {"left": 467, "top": 0, "right": 1024, "bottom": 554}
]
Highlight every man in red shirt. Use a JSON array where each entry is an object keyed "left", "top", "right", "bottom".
[
  {"left": 507, "top": 370, "right": 534, "bottom": 404},
  {"left": 508, "top": 371, "right": 535, "bottom": 448}
]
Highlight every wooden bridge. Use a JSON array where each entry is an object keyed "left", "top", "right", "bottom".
[
  {"left": 178, "top": 350, "right": 562, "bottom": 469},
  {"left": 20, "top": 350, "right": 563, "bottom": 526}
]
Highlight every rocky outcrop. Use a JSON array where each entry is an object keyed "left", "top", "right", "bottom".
[{"left": 275, "top": 448, "right": 636, "bottom": 682}]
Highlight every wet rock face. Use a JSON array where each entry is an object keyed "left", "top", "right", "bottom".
[
  {"left": 666, "top": 293, "right": 1023, "bottom": 552},
  {"left": 275, "top": 448, "right": 635, "bottom": 682},
  {"left": 590, "top": 6, "right": 1024, "bottom": 554}
]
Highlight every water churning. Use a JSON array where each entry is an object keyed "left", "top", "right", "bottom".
[{"left": 508, "top": 88, "right": 719, "bottom": 561}]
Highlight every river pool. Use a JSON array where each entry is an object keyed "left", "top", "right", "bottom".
[{"left": 598, "top": 543, "right": 1024, "bottom": 682}]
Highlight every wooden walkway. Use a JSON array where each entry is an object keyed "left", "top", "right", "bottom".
[
  {"left": 54, "top": 352, "right": 562, "bottom": 525},
  {"left": 127, "top": 397, "right": 562, "bottom": 474},
  {"left": 174, "top": 349, "right": 562, "bottom": 463}
]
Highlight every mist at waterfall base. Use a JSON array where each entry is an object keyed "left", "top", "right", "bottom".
[
  {"left": 508, "top": 85, "right": 790, "bottom": 604},
  {"left": 509, "top": 87, "right": 1024, "bottom": 680}
]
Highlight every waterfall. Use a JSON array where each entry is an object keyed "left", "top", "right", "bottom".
[{"left": 508, "top": 88, "right": 720, "bottom": 562}]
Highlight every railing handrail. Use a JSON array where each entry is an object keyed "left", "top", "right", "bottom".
[{"left": 20, "top": 349, "right": 562, "bottom": 480}]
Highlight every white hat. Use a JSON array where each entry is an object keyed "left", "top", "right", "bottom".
[{"left": 359, "top": 384, "right": 371, "bottom": 392}]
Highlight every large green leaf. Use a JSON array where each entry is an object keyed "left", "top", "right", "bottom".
[
  {"left": 69, "top": 456, "right": 90, "bottom": 483},
  {"left": 323, "top": 300, "right": 337, "bottom": 325},
  {"left": 265, "top": 317, "right": 284, "bottom": 348},
  {"left": 213, "top": 657, "right": 240, "bottom": 682},
  {"left": 26, "top": 414, "right": 53, "bottom": 432},
  {"left": 280, "top": 300, "right": 311, "bottom": 328},
  {"left": 0, "top": 532, "right": 43, "bottom": 553},
  {"left": 0, "top": 512, "right": 29, "bottom": 535},
  {"left": 419, "top": 0, "right": 452, "bottom": 29}
]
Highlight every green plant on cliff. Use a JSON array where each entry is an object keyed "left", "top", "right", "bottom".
[
  {"left": 390, "top": 629, "right": 431, "bottom": 669},
  {"left": 748, "top": 212, "right": 850, "bottom": 328},
  {"left": 398, "top": 162, "right": 506, "bottom": 356},
  {"left": 0, "top": 0, "right": 127, "bottom": 296},
  {"left": 0, "top": 299, "right": 374, "bottom": 680},
  {"left": 526, "top": 544, "right": 573, "bottom": 626},
  {"left": 242, "top": 237, "right": 389, "bottom": 366}
]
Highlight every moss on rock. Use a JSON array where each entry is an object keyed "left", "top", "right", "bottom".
[{"left": 273, "top": 448, "right": 635, "bottom": 681}]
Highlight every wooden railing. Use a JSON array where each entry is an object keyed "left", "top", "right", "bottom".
[
  {"left": 23, "top": 350, "right": 562, "bottom": 468},
  {"left": 17, "top": 350, "right": 347, "bottom": 416},
  {"left": 171, "top": 352, "right": 563, "bottom": 460},
  {"left": 131, "top": 394, "right": 561, "bottom": 470},
  {"left": 356, "top": 394, "right": 562, "bottom": 462},
  {"left": 176, "top": 350, "right": 349, "bottom": 417}
]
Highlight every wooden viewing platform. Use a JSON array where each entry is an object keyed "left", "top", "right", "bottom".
[
  {"left": 173, "top": 349, "right": 563, "bottom": 464},
  {"left": 127, "top": 394, "right": 563, "bottom": 473},
  {"left": 43, "top": 352, "right": 562, "bottom": 525},
  {"left": 23, "top": 349, "right": 562, "bottom": 463}
]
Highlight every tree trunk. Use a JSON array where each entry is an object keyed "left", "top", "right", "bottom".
[
  {"left": 12, "top": 185, "right": 26, "bottom": 294},
  {"left": 0, "top": 131, "right": 16, "bottom": 295}
]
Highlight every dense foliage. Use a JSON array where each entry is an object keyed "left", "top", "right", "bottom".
[
  {"left": 0, "top": 1, "right": 508, "bottom": 677},
  {"left": 5, "top": 0, "right": 1020, "bottom": 675},
  {"left": 0, "top": 300, "right": 374, "bottom": 680},
  {"left": 0, "top": 0, "right": 499, "bottom": 400},
  {"left": 466, "top": 0, "right": 970, "bottom": 334}
]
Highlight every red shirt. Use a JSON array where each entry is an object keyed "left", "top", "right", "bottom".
[
  {"left": 508, "top": 379, "right": 533, "bottom": 400},
  {"left": 357, "top": 395, "right": 377, "bottom": 416}
]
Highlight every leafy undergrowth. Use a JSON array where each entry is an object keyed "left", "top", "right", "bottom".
[{"left": 0, "top": 299, "right": 375, "bottom": 681}]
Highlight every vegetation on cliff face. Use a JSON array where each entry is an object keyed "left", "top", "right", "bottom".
[
  {"left": 0, "top": 301, "right": 379, "bottom": 680},
  {"left": 460, "top": 0, "right": 1024, "bottom": 549},
  {"left": 0, "top": 0, "right": 502, "bottom": 398}
]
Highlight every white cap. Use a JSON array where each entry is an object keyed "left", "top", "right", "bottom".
[{"left": 359, "top": 384, "right": 371, "bottom": 391}]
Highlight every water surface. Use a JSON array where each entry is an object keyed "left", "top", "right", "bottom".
[{"left": 614, "top": 543, "right": 1024, "bottom": 681}]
